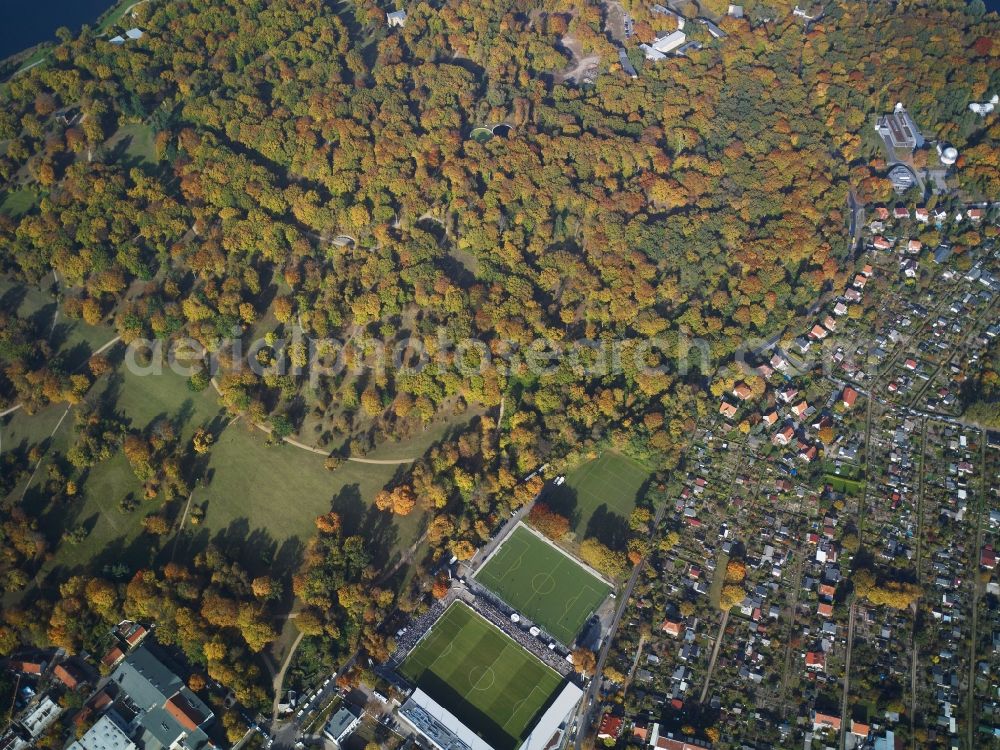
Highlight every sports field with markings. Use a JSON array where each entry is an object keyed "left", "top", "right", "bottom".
[
  {"left": 399, "top": 602, "right": 563, "bottom": 750},
  {"left": 474, "top": 525, "right": 611, "bottom": 644}
]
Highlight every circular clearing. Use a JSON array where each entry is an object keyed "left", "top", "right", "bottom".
[
  {"left": 468, "top": 666, "right": 496, "bottom": 692},
  {"left": 531, "top": 572, "right": 556, "bottom": 595}
]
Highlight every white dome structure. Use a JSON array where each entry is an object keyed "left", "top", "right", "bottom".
[{"left": 939, "top": 146, "right": 958, "bottom": 166}]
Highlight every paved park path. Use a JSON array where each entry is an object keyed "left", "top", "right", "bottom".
[
  {"left": 2, "top": 334, "right": 122, "bottom": 494},
  {"left": 199, "top": 341, "right": 417, "bottom": 465}
]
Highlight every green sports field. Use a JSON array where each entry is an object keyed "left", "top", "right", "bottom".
[
  {"left": 400, "top": 602, "right": 563, "bottom": 750},
  {"left": 474, "top": 525, "right": 610, "bottom": 644},
  {"left": 544, "top": 451, "right": 650, "bottom": 546}
]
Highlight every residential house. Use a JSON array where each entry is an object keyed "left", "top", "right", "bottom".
[
  {"left": 53, "top": 664, "right": 84, "bottom": 690},
  {"left": 732, "top": 382, "right": 752, "bottom": 400},
  {"left": 812, "top": 711, "right": 842, "bottom": 732},
  {"left": 662, "top": 620, "right": 685, "bottom": 638},
  {"left": 773, "top": 425, "right": 795, "bottom": 446},
  {"left": 322, "top": 706, "right": 361, "bottom": 747},
  {"left": 805, "top": 652, "right": 826, "bottom": 672},
  {"left": 6, "top": 661, "right": 45, "bottom": 675},
  {"left": 842, "top": 386, "right": 859, "bottom": 408},
  {"left": 597, "top": 713, "right": 623, "bottom": 740},
  {"left": 101, "top": 647, "right": 125, "bottom": 669},
  {"left": 777, "top": 386, "right": 798, "bottom": 404}
]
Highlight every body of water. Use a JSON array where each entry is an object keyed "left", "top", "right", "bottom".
[{"left": 0, "top": 0, "right": 119, "bottom": 62}]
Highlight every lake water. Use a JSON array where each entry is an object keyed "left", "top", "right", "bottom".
[{"left": 0, "top": 0, "right": 118, "bottom": 61}]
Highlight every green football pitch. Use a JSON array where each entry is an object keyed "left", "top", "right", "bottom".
[
  {"left": 400, "top": 602, "right": 563, "bottom": 750},
  {"left": 474, "top": 525, "right": 611, "bottom": 644},
  {"left": 546, "top": 451, "right": 650, "bottom": 538}
]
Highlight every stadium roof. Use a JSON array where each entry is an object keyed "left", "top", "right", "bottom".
[
  {"left": 518, "top": 682, "right": 584, "bottom": 750},
  {"left": 400, "top": 689, "right": 496, "bottom": 750}
]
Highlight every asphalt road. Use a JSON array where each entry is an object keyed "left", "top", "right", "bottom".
[
  {"left": 572, "top": 501, "right": 667, "bottom": 749},
  {"left": 269, "top": 652, "right": 358, "bottom": 750}
]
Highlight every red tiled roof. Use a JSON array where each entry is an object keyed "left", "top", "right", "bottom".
[
  {"left": 805, "top": 651, "right": 825, "bottom": 669},
  {"left": 814, "top": 712, "right": 842, "bottom": 731},
  {"left": 54, "top": 664, "right": 80, "bottom": 689},
  {"left": 851, "top": 720, "right": 871, "bottom": 737},
  {"left": 7, "top": 661, "right": 43, "bottom": 675},
  {"left": 165, "top": 693, "right": 203, "bottom": 732},
  {"left": 125, "top": 625, "right": 147, "bottom": 646},
  {"left": 662, "top": 620, "right": 685, "bottom": 637},
  {"left": 90, "top": 691, "right": 112, "bottom": 711},
  {"left": 597, "top": 713, "right": 623, "bottom": 739},
  {"left": 101, "top": 647, "right": 124, "bottom": 667}
]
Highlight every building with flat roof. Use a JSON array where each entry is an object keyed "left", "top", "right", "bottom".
[
  {"left": 71, "top": 715, "right": 138, "bottom": 750},
  {"left": 19, "top": 697, "right": 61, "bottom": 740},
  {"left": 617, "top": 48, "right": 637, "bottom": 78},
  {"left": 876, "top": 103, "right": 924, "bottom": 150},
  {"left": 653, "top": 30, "right": 687, "bottom": 53}
]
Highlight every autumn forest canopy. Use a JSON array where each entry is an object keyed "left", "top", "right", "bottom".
[{"left": 0, "top": 0, "right": 998, "bottom": 709}]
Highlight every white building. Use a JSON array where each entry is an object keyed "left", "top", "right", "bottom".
[
  {"left": 70, "top": 715, "right": 137, "bottom": 750},
  {"left": 640, "top": 30, "right": 687, "bottom": 60},
  {"left": 322, "top": 706, "right": 361, "bottom": 748},
  {"left": 969, "top": 94, "right": 998, "bottom": 116}
]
